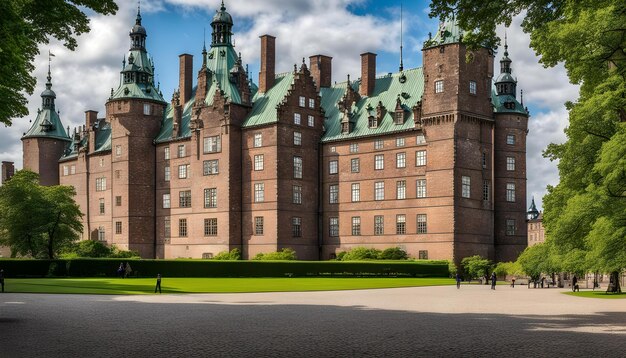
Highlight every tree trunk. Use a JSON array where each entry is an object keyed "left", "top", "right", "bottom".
[{"left": 608, "top": 271, "right": 622, "bottom": 293}]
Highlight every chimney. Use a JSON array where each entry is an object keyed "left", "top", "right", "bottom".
[
  {"left": 1, "top": 161, "right": 15, "bottom": 184},
  {"left": 179, "top": 54, "right": 193, "bottom": 104},
  {"left": 360, "top": 52, "right": 376, "bottom": 97},
  {"left": 309, "top": 55, "right": 332, "bottom": 91},
  {"left": 259, "top": 35, "right": 276, "bottom": 93},
  {"left": 85, "top": 110, "right": 98, "bottom": 128}
]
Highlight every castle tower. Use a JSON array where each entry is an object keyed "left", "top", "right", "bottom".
[
  {"left": 105, "top": 5, "right": 167, "bottom": 257},
  {"left": 492, "top": 36, "right": 529, "bottom": 262},
  {"left": 421, "top": 17, "right": 496, "bottom": 264},
  {"left": 22, "top": 55, "right": 72, "bottom": 186}
]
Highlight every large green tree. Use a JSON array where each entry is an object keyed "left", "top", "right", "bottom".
[
  {"left": 430, "top": 0, "right": 625, "bottom": 292},
  {"left": 0, "top": 170, "right": 83, "bottom": 258},
  {"left": 0, "top": 0, "right": 118, "bottom": 126}
]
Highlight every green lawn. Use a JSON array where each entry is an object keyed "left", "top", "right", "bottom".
[
  {"left": 563, "top": 290, "right": 626, "bottom": 299},
  {"left": 3, "top": 277, "right": 455, "bottom": 295}
]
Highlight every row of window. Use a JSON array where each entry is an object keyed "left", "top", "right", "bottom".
[
  {"left": 330, "top": 135, "right": 426, "bottom": 155},
  {"left": 298, "top": 96, "right": 316, "bottom": 109},
  {"left": 434, "top": 80, "right": 477, "bottom": 95},
  {"left": 96, "top": 222, "right": 124, "bottom": 241},
  {"left": 330, "top": 214, "right": 428, "bottom": 236},
  {"left": 328, "top": 179, "right": 427, "bottom": 203},
  {"left": 329, "top": 151, "right": 426, "bottom": 174}
]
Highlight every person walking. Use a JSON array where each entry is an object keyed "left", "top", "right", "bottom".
[
  {"left": 117, "top": 263, "right": 124, "bottom": 278},
  {"left": 0, "top": 269, "right": 5, "bottom": 293},
  {"left": 511, "top": 277, "right": 516, "bottom": 288},
  {"left": 124, "top": 262, "right": 132, "bottom": 278},
  {"left": 491, "top": 272, "right": 497, "bottom": 290},
  {"left": 455, "top": 273, "right": 461, "bottom": 289},
  {"left": 155, "top": 274, "right": 162, "bottom": 294},
  {"left": 572, "top": 275, "right": 578, "bottom": 292}
]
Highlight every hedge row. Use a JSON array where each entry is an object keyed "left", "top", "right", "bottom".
[{"left": 0, "top": 259, "right": 449, "bottom": 278}]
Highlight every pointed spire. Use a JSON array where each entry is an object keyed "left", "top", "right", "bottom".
[
  {"left": 46, "top": 50, "right": 54, "bottom": 87},
  {"left": 136, "top": 1, "right": 142, "bottom": 25},
  {"left": 399, "top": 1, "right": 404, "bottom": 72},
  {"left": 504, "top": 29, "right": 508, "bottom": 57},
  {"left": 221, "top": 0, "right": 225, "bottom": 11},
  {"left": 520, "top": 89, "right": 524, "bottom": 106}
]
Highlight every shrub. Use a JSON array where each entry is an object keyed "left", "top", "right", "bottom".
[
  {"left": 461, "top": 255, "right": 493, "bottom": 283},
  {"left": 341, "top": 247, "right": 381, "bottom": 261},
  {"left": 336, "top": 251, "right": 347, "bottom": 261},
  {"left": 60, "top": 241, "right": 139, "bottom": 258},
  {"left": 213, "top": 248, "right": 241, "bottom": 260},
  {"left": 379, "top": 247, "right": 408, "bottom": 260},
  {"left": 253, "top": 248, "right": 297, "bottom": 261}
]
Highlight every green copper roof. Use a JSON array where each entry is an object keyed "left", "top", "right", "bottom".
[
  {"left": 203, "top": 45, "right": 244, "bottom": 105},
  {"left": 491, "top": 89, "right": 528, "bottom": 115},
  {"left": 60, "top": 120, "right": 111, "bottom": 160},
  {"left": 321, "top": 68, "right": 424, "bottom": 142},
  {"left": 154, "top": 91, "right": 196, "bottom": 143},
  {"left": 242, "top": 72, "right": 294, "bottom": 128},
  {"left": 423, "top": 16, "right": 466, "bottom": 49},
  {"left": 22, "top": 109, "right": 71, "bottom": 141},
  {"left": 110, "top": 50, "right": 165, "bottom": 103}
]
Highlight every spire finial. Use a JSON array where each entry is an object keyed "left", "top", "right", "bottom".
[
  {"left": 221, "top": 0, "right": 225, "bottom": 11},
  {"left": 203, "top": 27, "right": 207, "bottom": 53},
  {"left": 136, "top": 1, "right": 142, "bottom": 25},
  {"left": 399, "top": 1, "right": 404, "bottom": 72},
  {"left": 504, "top": 28, "right": 509, "bottom": 57},
  {"left": 520, "top": 89, "right": 524, "bottom": 106}
]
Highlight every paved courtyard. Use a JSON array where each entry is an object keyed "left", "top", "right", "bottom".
[{"left": 1, "top": 284, "right": 624, "bottom": 357}]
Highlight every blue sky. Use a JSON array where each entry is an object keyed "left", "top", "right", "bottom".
[{"left": 1, "top": 0, "right": 580, "bottom": 210}]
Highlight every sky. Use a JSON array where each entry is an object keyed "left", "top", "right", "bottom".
[{"left": 0, "top": 0, "right": 579, "bottom": 210}]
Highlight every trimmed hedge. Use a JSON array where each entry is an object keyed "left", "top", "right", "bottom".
[{"left": 0, "top": 259, "right": 449, "bottom": 278}]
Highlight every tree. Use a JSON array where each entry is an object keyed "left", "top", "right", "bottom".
[
  {"left": 430, "top": 0, "right": 626, "bottom": 289},
  {"left": 0, "top": 0, "right": 118, "bottom": 126},
  {"left": 0, "top": 170, "right": 83, "bottom": 258},
  {"left": 460, "top": 255, "right": 493, "bottom": 284}
]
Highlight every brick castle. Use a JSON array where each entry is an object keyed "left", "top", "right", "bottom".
[{"left": 21, "top": 3, "right": 529, "bottom": 262}]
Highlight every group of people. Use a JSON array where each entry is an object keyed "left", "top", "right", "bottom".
[
  {"left": 116, "top": 262, "right": 132, "bottom": 278},
  {"left": 455, "top": 272, "right": 499, "bottom": 289}
]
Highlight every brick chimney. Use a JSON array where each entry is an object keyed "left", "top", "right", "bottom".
[
  {"left": 259, "top": 35, "right": 275, "bottom": 93},
  {"left": 360, "top": 52, "right": 376, "bottom": 97},
  {"left": 179, "top": 54, "right": 193, "bottom": 104},
  {"left": 309, "top": 55, "right": 332, "bottom": 91},
  {"left": 1, "top": 161, "right": 14, "bottom": 184},
  {"left": 85, "top": 110, "right": 98, "bottom": 128}
]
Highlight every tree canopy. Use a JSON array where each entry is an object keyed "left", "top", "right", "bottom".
[
  {"left": 0, "top": 0, "right": 118, "bottom": 126},
  {"left": 430, "top": 1, "right": 626, "bottom": 290},
  {"left": 0, "top": 170, "right": 83, "bottom": 258}
]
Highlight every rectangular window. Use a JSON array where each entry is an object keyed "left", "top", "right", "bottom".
[
  {"left": 70, "top": 165, "right": 76, "bottom": 175},
  {"left": 308, "top": 115, "right": 315, "bottom": 127},
  {"left": 162, "top": 194, "right": 170, "bottom": 208},
  {"left": 115, "top": 196, "right": 122, "bottom": 206},
  {"left": 96, "top": 177, "right": 107, "bottom": 191},
  {"left": 294, "top": 113, "right": 301, "bottom": 125},
  {"left": 254, "top": 133, "right": 262, "bottom": 147},
  {"left": 482, "top": 152, "right": 487, "bottom": 168},
  {"left": 507, "top": 156, "right": 516, "bottom": 171},
  {"left": 506, "top": 134, "right": 515, "bottom": 145},
  {"left": 469, "top": 80, "right": 477, "bottom": 94},
  {"left": 99, "top": 158, "right": 105, "bottom": 167},
  {"left": 416, "top": 134, "right": 426, "bottom": 144},
  {"left": 63, "top": 165, "right": 69, "bottom": 176},
  {"left": 330, "top": 146, "right": 336, "bottom": 153},
  {"left": 506, "top": 183, "right": 516, "bottom": 202},
  {"left": 203, "top": 135, "right": 221, "bottom": 153},
  {"left": 293, "top": 156, "right": 302, "bottom": 179},
  {"left": 416, "top": 150, "right": 426, "bottom": 166},
  {"left": 352, "top": 216, "right": 361, "bottom": 236},
  {"left": 255, "top": 216, "right": 264, "bottom": 235},
  {"left": 435, "top": 80, "right": 444, "bottom": 93},
  {"left": 329, "top": 184, "right": 339, "bottom": 204},
  {"left": 177, "top": 145, "right": 186, "bottom": 158},
  {"left": 329, "top": 160, "right": 338, "bottom": 175},
  {"left": 99, "top": 198, "right": 105, "bottom": 215},
  {"left": 164, "top": 217, "right": 171, "bottom": 238},
  {"left": 396, "top": 214, "right": 406, "bottom": 234},
  {"left": 115, "top": 145, "right": 122, "bottom": 157},
  {"left": 143, "top": 103, "right": 151, "bottom": 115},
  {"left": 203, "top": 160, "right": 219, "bottom": 175},
  {"left": 204, "top": 188, "right": 217, "bottom": 208},
  {"left": 374, "top": 181, "right": 385, "bottom": 200},
  {"left": 351, "top": 158, "right": 360, "bottom": 173},
  {"left": 254, "top": 155, "right": 264, "bottom": 171},
  {"left": 374, "top": 215, "right": 384, "bottom": 235},
  {"left": 417, "top": 214, "right": 427, "bottom": 234},
  {"left": 164, "top": 166, "right": 170, "bottom": 181},
  {"left": 179, "top": 190, "right": 191, "bottom": 208},
  {"left": 349, "top": 143, "right": 359, "bottom": 153},
  {"left": 483, "top": 180, "right": 490, "bottom": 201},
  {"left": 254, "top": 183, "right": 265, "bottom": 203},
  {"left": 396, "top": 180, "right": 406, "bottom": 200},
  {"left": 506, "top": 219, "right": 516, "bottom": 235},
  {"left": 299, "top": 96, "right": 306, "bottom": 107},
  {"left": 351, "top": 183, "right": 360, "bottom": 202},
  {"left": 374, "top": 139, "right": 384, "bottom": 150},
  {"left": 375, "top": 154, "right": 384, "bottom": 170},
  {"left": 293, "top": 185, "right": 302, "bottom": 204},
  {"left": 115, "top": 221, "right": 122, "bottom": 234},
  {"left": 462, "top": 176, "right": 471, "bottom": 198},
  {"left": 419, "top": 250, "right": 429, "bottom": 260},
  {"left": 329, "top": 217, "right": 339, "bottom": 237},
  {"left": 416, "top": 179, "right": 426, "bottom": 198},
  {"left": 204, "top": 218, "right": 218, "bottom": 236},
  {"left": 396, "top": 137, "right": 405, "bottom": 147},
  {"left": 179, "top": 219, "right": 187, "bottom": 237},
  {"left": 164, "top": 147, "right": 170, "bottom": 160},
  {"left": 294, "top": 131, "right": 302, "bottom": 146},
  {"left": 178, "top": 164, "right": 189, "bottom": 179},
  {"left": 308, "top": 98, "right": 315, "bottom": 109},
  {"left": 292, "top": 217, "right": 302, "bottom": 237},
  {"left": 396, "top": 152, "right": 406, "bottom": 168},
  {"left": 98, "top": 227, "right": 105, "bottom": 241}
]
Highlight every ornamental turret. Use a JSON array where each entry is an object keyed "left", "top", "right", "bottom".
[
  {"left": 527, "top": 197, "right": 540, "bottom": 220},
  {"left": 130, "top": 5, "right": 147, "bottom": 51},
  {"left": 495, "top": 34, "right": 517, "bottom": 97},
  {"left": 211, "top": 1, "right": 233, "bottom": 47}
]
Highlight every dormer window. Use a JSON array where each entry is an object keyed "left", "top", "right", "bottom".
[
  {"left": 394, "top": 111, "right": 404, "bottom": 125},
  {"left": 341, "top": 122, "right": 350, "bottom": 134},
  {"left": 368, "top": 116, "right": 377, "bottom": 128}
]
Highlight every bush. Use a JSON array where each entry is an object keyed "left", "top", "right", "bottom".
[
  {"left": 461, "top": 255, "right": 493, "bottom": 283},
  {"left": 60, "top": 240, "right": 139, "bottom": 259},
  {"left": 379, "top": 247, "right": 408, "bottom": 260},
  {"left": 253, "top": 248, "right": 297, "bottom": 261},
  {"left": 213, "top": 248, "right": 241, "bottom": 260},
  {"left": 340, "top": 247, "right": 382, "bottom": 261}
]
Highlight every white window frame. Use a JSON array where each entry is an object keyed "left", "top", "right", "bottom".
[
  {"left": 308, "top": 115, "right": 314, "bottom": 127},
  {"left": 164, "top": 166, "right": 170, "bottom": 181},
  {"left": 397, "top": 180, "right": 406, "bottom": 200},
  {"left": 294, "top": 131, "right": 302, "bottom": 146},
  {"left": 469, "top": 80, "right": 477, "bottom": 94},
  {"left": 506, "top": 183, "right": 516, "bottom": 202},
  {"left": 162, "top": 193, "right": 171, "bottom": 209},
  {"left": 374, "top": 181, "right": 385, "bottom": 200},
  {"left": 507, "top": 156, "right": 516, "bottom": 171},
  {"left": 203, "top": 135, "right": 221, "bottom": 153},
  {"left": 435, "top": 80, "right": 444, "bottom": 93},
  {"left": 299, "top": 96, "right": 306, "bottom": 107},
  {"left": 416, "top": 179, "right": 426, "bottom": 198},
  {"left": 203, "top": 160, "right": 219, "bottom": 175},
  {"left": 351, "top": 183, "right": 360, "bottom": 202},
  {"left": 254, "top": 155, "right": 264, "bottom": 171},
  {"left": 329, "top": 184, "right": 339, "bottom": 204},
  {"left": 351, "top": 158, "right": 360, "bottom": 173},
  {"left": 254, "top": 183, "right": 265, "bottom": 203},
  {"left": 294, "top": 113, "right": 301, "bottom": 125},
  {"left": 329, "top": 160, "right": 338, "bottom": 175},
  {"left": 462, "top": 176, "right": 471, "bottom": 198},
  {"left": 254, "top": 133, "right": 262, "bottom": 147},
  {"left": 396, "top": 152, "right": 406, "bottom": 168},
  {"left": 293, "top": 156, "right": 303, "bottom": 179},
  {"left": 375, "top": 154, "right": 384, "bottom": 170}
]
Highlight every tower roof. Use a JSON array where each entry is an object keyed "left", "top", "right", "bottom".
[
  {"left": 527, "top": 197, "right": 540, "bottom": 220},
  {"left": 212, "top": 1, "right": 233, "bottom": 25},
  {"left": 423, "top": 15, "right": 466, "bottom": 49}
]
